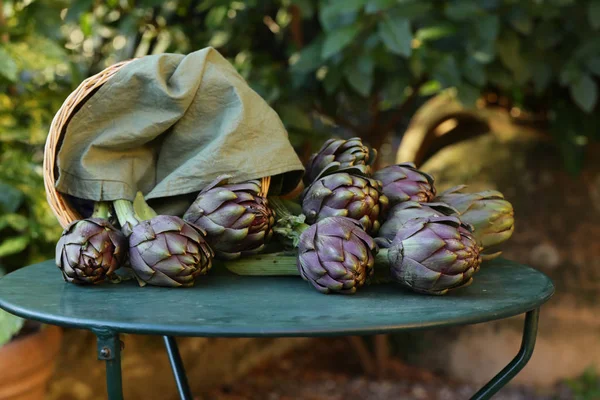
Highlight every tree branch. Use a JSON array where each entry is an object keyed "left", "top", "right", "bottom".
[
  {"left": 0, "top": 0, "right": 8, "bottom": 43},
  {"left": 289, "top": 5, "right": 303, "bottom": 48}
]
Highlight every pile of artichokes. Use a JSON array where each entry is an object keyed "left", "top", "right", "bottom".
[{"left": 55, "top": 137, "right": 514, "bottom": 296}]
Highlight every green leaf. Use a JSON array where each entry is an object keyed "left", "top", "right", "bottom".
[
  {"left": 344, "top": 57, "right": 374, "bottom": 97},
  {"left": 291, "top": 39, "right": 324, "bottom": 73},
  {"left": 462, "top": 57, "right": 486, "bottom": 87},
  {"left": 65, "top": 0, "right": 94, "bottom": 23},
  {"left": 321, "top": 25, "right": 361, "bottom": 59},
  {"left": 509, "top": 9, "right": 533, "bottom": 35},
  {"left": 0, "top": 236, "right": 30, "bottom": 258},
  {"left": 278, "top": 105, "right": 312, "bottom": 131},
  {"left": 0, "top": 48, "right": 18, "bottom": 82},
  {"left": 433, "top": 55, "right": 460, "bottom": 87},
  {"left": 323, "top": 67, "right": 343, "bottom": 94},
  {"left": 496, "top": 31, "right": 530, "bottom": 84},
  {"left": 0, "top": 183, "right": 23, "bottom": 213},
  {"left": 365, "top": 0, "right": 397, "bottom": 13},
  {"left": 378, "top": 16, "right": 412, "bottom": 57},
  {"left": 391, "top": 1, "right": 432, "bottom": 18},
  {"left": 416, "top": 24, "right": 457, "bottom": 42},
  {"left": 319, "top": 2, "right": 359, "bottom": 32},
  {"left": 320, "top": 0, "right": 367, "bottom": 16},
  {"left": 381, "top": 76, "right": 410, "bottom": 107},
  {"left": 0, "top": 309, "right": 24, "bottom": 347},
  {"left": 0, "top": 214, "right": 29, "bottom": 232},
  {"left": 445, "top": 2, "right": 481, "bottom": 21},
  {"left": 588, "top": 57, "right": 600, "bottom": 76},
  {"left": 292, "top": 0, "right": 315, "bottom": 19},
  {"left": 589, "top": 0, "right": 600, "bottom": 30},
  {"left": 570, "top": 74, "right": 598, "bottom": 113}
]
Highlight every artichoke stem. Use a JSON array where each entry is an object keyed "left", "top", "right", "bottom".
[
  {"left": 268, "top": 196, "right": 293, "bottom": 219},
  {"left": 269, "top": 196, "right": 310, "bottom": 247},
  {"left": 133, "top": 191, "right": 158, "bottom": 221},
  {"left": 92, "top": 202, "right": 110, "bottom": 219},
  {"left": 113, "top": 199, "right": 140, "bottom": 230},
  {"left": 223, "top": 252, "right": 300, "bottom": 275}
]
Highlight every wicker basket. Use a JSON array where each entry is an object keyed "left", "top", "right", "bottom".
[
  {"left": 43, "top": 61, "right": 132, "bottom": 228},
  {"left": 43, "top": 60, "right": 271, "bottom": 228}
]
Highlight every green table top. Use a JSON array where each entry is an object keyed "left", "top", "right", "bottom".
[{"left": 0, "top": 259, "right": 554, "bottom": 337}]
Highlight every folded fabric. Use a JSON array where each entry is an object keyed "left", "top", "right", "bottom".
[{"left": 56, "top": 47, "right": 304, "bottom": 215}]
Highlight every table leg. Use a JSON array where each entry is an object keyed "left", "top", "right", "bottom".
[
  {"left": 164, "top": 336, "right": 193, "bottom": 400},
  {"left": 95, "top": 330, "right": 124, "bottom": 400},
  {"left": 470, "top": 308, "right": 540, "bottom": 400}
]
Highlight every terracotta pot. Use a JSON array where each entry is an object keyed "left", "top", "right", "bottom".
[{"left": 0, "top": 325, "right": 62, "bottom": 400}]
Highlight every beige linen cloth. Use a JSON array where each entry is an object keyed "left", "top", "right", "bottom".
[{"left": 55, "top": 47, "right": 304, "bottom": 215}]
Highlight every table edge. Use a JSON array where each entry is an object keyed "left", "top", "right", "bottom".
[{"left": 0, "top": 275, "right": 555, "bottom": 338}]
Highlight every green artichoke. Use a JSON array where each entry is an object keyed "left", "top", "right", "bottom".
[
  {"left": 56, "top": 218, "right": 127, "bottom": 285},
  {"left": 128, "top": 215, "right": 214, "bottom": 287},
  {"left": 373, "top": 163, "right": 436, "bottom": 206},
  {"left": 305, "top": 137, "right": 375, "bottom": 184},
  {"left": 183, "top": 176, "right": 275, "bottom": 260},
  {"left": 301, "top": 167, "right": 389, "bottom": 234},
  {"left": 436, "top": 185, "right": 514, "bottom": 249},
  {"left": 297, "top": 216, "right": 377, "bottom": 294},
  {"left": 386, "top": 216, "right": 481, "bottom": 295},
  {"left": 377, "top": 201, "right": 458, "bottom": 244}
]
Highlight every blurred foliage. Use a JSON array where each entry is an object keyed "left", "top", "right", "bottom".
[
  {"left": 565, "top": 367, "right": 600, "bottom": 400},
  {"left": 0, "top": 0, "right": 599, "bottom": 272}
]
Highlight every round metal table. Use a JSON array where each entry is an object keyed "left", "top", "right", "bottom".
[{"left": 0, "top": 258, "right": 554, "bottom": 400}]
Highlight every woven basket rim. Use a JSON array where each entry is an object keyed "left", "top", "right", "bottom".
[{"left": 43, "top": 60, "right": 132, "bottom": 228}]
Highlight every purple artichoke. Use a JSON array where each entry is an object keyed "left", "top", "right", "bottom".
[
  {"left": 297, "top": 216, "right": 377, "bottom": 294},
  {"left": 301, "top": 168, "right": 389, "bottom": 234},
  {"left": 129, "top": 215, "right": 214, "bottom": 287},
  {"left": 377, "top": 201, "right": 458, "bottom": 245},
  {"left": 373, "top": 163, "right": 436, "bottom": 206},
  {"left": 436, "top": 185, "right": 514, "bottom": 249},
  {"left": 386, "top": 216, "right": 481, "bottom": 295},
  {"left": 305, "top": 137, "right": 375, "bottom": 184},
  {"left": 56, "top": 218, "right": 127, "bottom": 285},
  {"left": 183, "top": 176, "right": 275, "bottom": 260}
]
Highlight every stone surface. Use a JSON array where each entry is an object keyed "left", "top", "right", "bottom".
[{"left": 395, "top": 102, "right": 600, "bottom": 388}]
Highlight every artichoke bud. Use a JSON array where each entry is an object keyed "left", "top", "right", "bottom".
[
  {"left": 129, "top": 215, "right": 214, "bottom": 287},
  {"left": 56, "top": 218, "right": 127, "bottom": 285},
  {"left": 436, "top": 185, "right": 515, "bottom": 250},
  {"left": 297, "top": 216, "right": 378, "bottom": 294},
  {"left": 386, "top": 215, "right": 481, "bottom": 295},
  {"left": 305, "top": 137, "right": 376, "bottom": 185},
  {"left": 301, "top": 169, "right": 389, "bottom": 235},
  {"left": 183, "top": 175, "right": 275, "bottom": 260},
  {"left": 373, "top": 163, "right": 436, "bottom": 206},
  {"left": 377, "top": 201, "right": 460, "bottom": 246}
]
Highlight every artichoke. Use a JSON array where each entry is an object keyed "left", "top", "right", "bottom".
[
  {"left": 56, "top": 218, "right": 127, "bottom": 285},
  {"left": 305, "top": 137, "right": 374, "bottom": 184},
  {"left": 436, "top": 185, "right": 514, "bottom": 249},
  {"left": 386, "top": 216, "right": 481, "bottom": 295},
  {"left": 373, "top": 163, "right": 436, "bottom": 205},
  {"left": 128, "top": 215, "right": 214, "bottom": 287},
  {"left": 183, "top": 176, "right": 275, "bottom": 260},
  {"left": 297, "top": 216, "right": 377, "bottom": 294},
  {"left": 377, "top": 201, "right": 458, "bottom": 245},
  {"left": 301, "top": 167, "right": 389, "bottom": 234}
]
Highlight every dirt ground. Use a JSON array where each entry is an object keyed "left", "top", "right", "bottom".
[{"left": 201, "top": 338, "right": 575, "bottom": 400}]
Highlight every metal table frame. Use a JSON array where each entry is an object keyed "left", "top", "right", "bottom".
[
  {"left": 92, "top": 308, "right": 539, "bottom": 400},
  {"left": 0, "top": 260, "right": 552, "bottom": 400}
]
